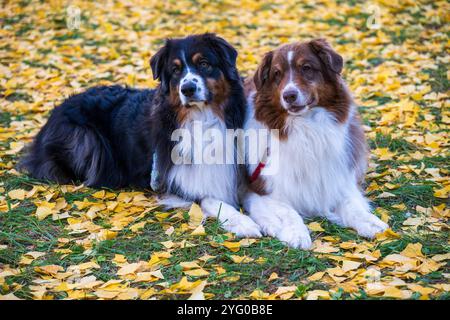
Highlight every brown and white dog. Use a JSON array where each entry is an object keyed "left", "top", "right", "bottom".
[{"left": 242, "top": 39, "right": 388, "bottom": 249}]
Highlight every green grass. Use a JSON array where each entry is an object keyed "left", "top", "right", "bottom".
[{"left": 0, "top": 0, "right": 448, "bottom": 300}]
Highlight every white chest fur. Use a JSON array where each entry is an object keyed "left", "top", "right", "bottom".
[
  {"left": 262, "top": 108, "right": 355, "bottom": 216},
  {"left": 167, "top": 108, "right": 238, "bottom": 206},
  {"left": 243, "top": 96, "right": 388, "bottom": 247}
]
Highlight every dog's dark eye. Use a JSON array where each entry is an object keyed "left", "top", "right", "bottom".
[
  {"left": 301, "top": 64, "right": 312, "bottom": 73},
  {"left": 172, "top": 66, "right": 182, "bottom": 75},
  {"left": 273, "top": 70, "right": 281, "bottom": 78},
  {"left": 199, "top": 60, "right": 210, "bottom": 69}
]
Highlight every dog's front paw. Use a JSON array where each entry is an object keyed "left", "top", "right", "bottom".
[
  {"left": 277, "top": 223, "right": 312, "bottom": 249},
  {"left": 223, "top": 214, "right": 262, "bottom": 238},
  {"left": 353, "top": 214, "right": 389, "bottom": 239},
  {"left": 252, "top": 204, "right": 312, "bottom": 250}
]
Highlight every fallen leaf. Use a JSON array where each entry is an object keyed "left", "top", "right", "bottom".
[{"left": 188, "top": 203, "right": 203, "bottom": 227}]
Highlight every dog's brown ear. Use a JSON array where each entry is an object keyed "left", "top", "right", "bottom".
[
  {"left": 309, "top": 39, "right": 343, "bottom": 75},
  {"left": 253, "top": 51, "right": 273, "bottom": 91}
]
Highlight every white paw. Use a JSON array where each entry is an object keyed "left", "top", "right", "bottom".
[
  {"left": 252, "top": 203, "right": 312, "bottom": 249},
  {"left": 277, "top": 222, "right": 312, "bottom": 250},
  {"left": 223, "top": 214, "right": 262, "bottom": 238},
  {"left": 353, "top": 214, "right": 389, "bottom": 239}
]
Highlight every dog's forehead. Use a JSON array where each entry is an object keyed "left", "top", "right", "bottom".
[
  {"left": 274, "top": 43, "right": 317, "bottom": 65},
  {"left": 168, "top": 39, "right": 217, "bottom": 63}
]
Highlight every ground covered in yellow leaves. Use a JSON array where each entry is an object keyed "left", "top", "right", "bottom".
[{"left": 0, "top": 0, "right": 449, "bottom": 300}]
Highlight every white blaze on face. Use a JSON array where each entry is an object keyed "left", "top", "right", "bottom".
[
  {"left": 179, "top": 72, "right": 207, "bottom": 106},
  {"left": 281, "top": 50, "right": 308, "bottom": 111},
  {"left": 179, "top": 51, "right": 207, "bottom": 106}
]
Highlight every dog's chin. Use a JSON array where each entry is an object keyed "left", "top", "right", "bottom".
[
  {"left": 286, "top": 98, "right": 316, "bottom": 116},
  {"left": 184, "top": 100, "right": 208, "bottom": 109},
  {"left": 287, "top": 105, "right": 310, "bottom": 116}
]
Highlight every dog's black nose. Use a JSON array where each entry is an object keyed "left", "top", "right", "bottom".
[
  {"left": 283, "top": 90, "right": 298, "bottom": 104},
  {"left": 181, "top": 83, "right": 197, "bottom": 98}
]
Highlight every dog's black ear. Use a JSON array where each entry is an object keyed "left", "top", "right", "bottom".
[
  {"left": 203, "top": 33, "right": 240, "bottom": 81},
  {"left": 309, "top": 38, "right": 343, "bottom": 75},
  {"left": 253, "top": 51, "right": 273, "bottom": 91},
  {"left": 150, "top": 40, "right": 171, "bottom": 92}
]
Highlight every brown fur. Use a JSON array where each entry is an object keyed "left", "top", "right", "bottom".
[
  {"left": 173, "top": 59, "right": 182, "bottom": 67},
  {"left": 171, "top": 72, "right": 230, "bottom": 125},
  {"left": 248, "top": 174, "right": 269, "bottom": 195},
  {"left": 168, "top": 83, "right": 187, "bottom": 124},
  {"left": 206, "top": 74, "right": 229, "bottom": 121},
  {"left": 348, "top": 113, "right": 369, "bottom": 185},
  {"left": 192, "top": 53, "right": 203, "bottom": 64},
  {"left": 250, "top": 39, "right": 353, "bottom": 136},
  {"left": 250, "top": 51, "right": 289, "bottom": 139},
  {"left": 247, "top": 39, "right": 367, "bottom": 191}
]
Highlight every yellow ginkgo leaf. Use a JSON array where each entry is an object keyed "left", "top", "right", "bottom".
[
  {"left": 268, "top": 272, "right": 279, "bottom": 281},
  {"left": 191, "top": 225, "right": 206, "bottom": 236},
  {"left": 308, "top": 222, "right": 324, "bottom": 232},
  {"left": 188, "top": 203, "right": 203, "bottom": 227},
  {"left": 184, "top": 268, "right": 210, "bottom": 277},
  {"left": 7, "top": 189, "right": 26, "bottom": 200},
  {"left": 117, "top": 263, "right": 141, "bottom": 276},
  {"left": 230, "top": 255, "right": 254, "bottom": 264}
]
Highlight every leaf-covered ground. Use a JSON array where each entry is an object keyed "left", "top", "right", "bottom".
[{"left": 0, "top": 0, "right": 448, "bottom": 300}]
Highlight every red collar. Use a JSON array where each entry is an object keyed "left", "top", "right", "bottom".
[
  {"left": 249, "top": 161, "right": 266, "bottom": 183},
  {"left": 249, "top": 148, "right": 270, "bottom": 183}
]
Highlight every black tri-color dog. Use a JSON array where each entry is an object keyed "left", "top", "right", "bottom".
[{"left": 20, "top": 33, "right": 262, "bottom": 237}]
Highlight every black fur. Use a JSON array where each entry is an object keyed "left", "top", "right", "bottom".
[
  {"left": 149, "top": 33, "right": 246, "bottom": 196},
  {"left": 20, "top": 85, "right": 155, "bottom": 188},
  {"left": 20, "top": 34, "right": 246, "bottom": 200}
]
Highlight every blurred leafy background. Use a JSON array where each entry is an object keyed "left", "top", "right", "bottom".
[{"left": 0, "top": 0, "right": 448, "bottom": 300}]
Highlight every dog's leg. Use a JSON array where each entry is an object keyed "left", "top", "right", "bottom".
[
  {"left": 243, "top": 192, "right": 312, "bottom": 249},
  {"left": 330, "top": 187, "right": 388, "bottom": 238},
  {"left": 200, "top": 198, "right": 261, "bottom": 238},
  {"left": 157, "top": 194, "right": 193, "bottom": 210}
]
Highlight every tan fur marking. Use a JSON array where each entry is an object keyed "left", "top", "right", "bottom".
[
  {"left": 206, "top": 74, "right": 229, "bottom": 121},
  {"left": 192, "top": 53, "right": 203, "bottom": 64},
  {"left": 173, "top": 59, "right": 182, "bottom": 67}
]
